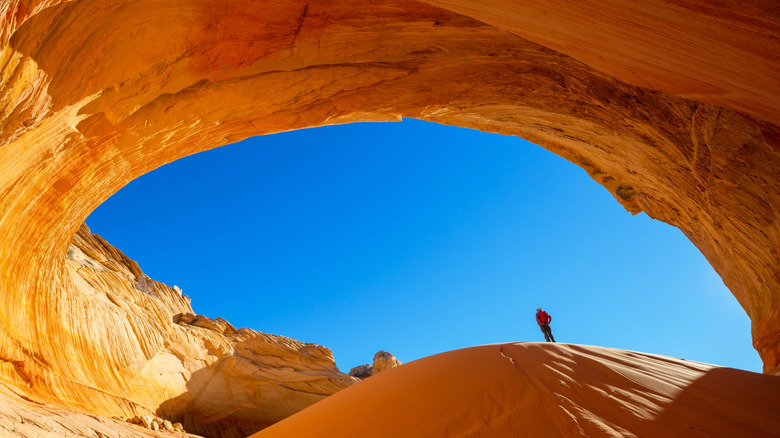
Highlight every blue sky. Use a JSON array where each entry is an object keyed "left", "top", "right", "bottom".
[{"left": 86, "top": 119, "right": 761, "bottom": 373}]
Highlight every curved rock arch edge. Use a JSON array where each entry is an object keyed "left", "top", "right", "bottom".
[{"left": 0, "top": 0, "right": 778, "bottom": 430}]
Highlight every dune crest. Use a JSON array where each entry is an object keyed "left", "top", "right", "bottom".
[{"left": 254, "top": 343, "right": 780, "bottom": 438}]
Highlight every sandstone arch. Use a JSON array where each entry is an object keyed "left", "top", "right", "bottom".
[{"left": 1, "top": 0, "right": 779, "bottom": 430}]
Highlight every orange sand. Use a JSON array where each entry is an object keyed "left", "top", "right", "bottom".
[{"left": 253, "top": 343, "right": 780, "bottom": 437}]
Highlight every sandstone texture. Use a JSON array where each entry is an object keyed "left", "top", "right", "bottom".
[
  {"left": 348, "top": 350, "right": 402, "bottom": 379},
  {"left": 423, "top": 0, "right": 780, "bottom": 126},
  {"left": 128, "top": 414, "right": 185, "bottom": 434},
  {"left": 253, "top": 343, "right": 780, "bottom": 438},
  {"left": 0, "top": 224, "right": 356, "bottom": 437},
  {"left": 0, "top": 0, "right": 779, "bottom": 433},
  {"left": 371, "top": 351, "right": 402, "bottom": 376},
  {"left": 348, "top": 364, "right": 373, "bottom": 380},
  {"left": 0, "top": 380, "right": 202, "bottom": 437}
]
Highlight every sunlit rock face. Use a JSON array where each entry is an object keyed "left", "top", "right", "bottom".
[
  {"left": 10, "top": 224, "right": 357, "bottom": 437},
  {"left": 0, "top": 0, "right": 779, "bottom": 433},
  {"left": 372, "top": 351, "right": 402, "bottom": 376},
  {"left": 348, "top": 350, "right": 402, "bottom": 379},
  {"left": 0, "top": 379, "right": 199, "bottom": 438},
  {"left": 422, "top": 0, "right": 780, "bottom": 126}
]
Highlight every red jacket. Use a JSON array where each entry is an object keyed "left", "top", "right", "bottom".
[{"left": 536, "top": 310, "right": 551, "bottom": 325}]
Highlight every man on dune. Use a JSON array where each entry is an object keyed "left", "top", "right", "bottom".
[{"left": 536, "top": 308, "right": 555, "bottom": 342}]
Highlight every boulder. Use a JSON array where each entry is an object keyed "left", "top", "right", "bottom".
[
  {"left": 348, "top": 364, "right": 373, "bottom": 380},
  {"left": 372, "top": 351, "right": 402, "bottom": 375}
]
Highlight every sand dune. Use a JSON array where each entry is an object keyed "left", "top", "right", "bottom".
[{"left": 253, "top": 343, "right": 780, "bottom": 437}]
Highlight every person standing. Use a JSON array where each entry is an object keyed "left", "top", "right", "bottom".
[{"left": 535, "top": 308, "right": 555, "bottom": 342}]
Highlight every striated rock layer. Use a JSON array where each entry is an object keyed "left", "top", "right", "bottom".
[
  {"left": 253, "top": 343, "right": 780, "bottom": 438},
  {"left": 3, "top": 224, "right": 357, "bottom": 437},
  {"left": 0, "top": 0, "right": 779, "bottom": 430},
  {"left": 0, "top": 380, "right": 202, "bottom": 438},
  {"left": 423, "top": 0, "right": 780, "bottom": 126}
]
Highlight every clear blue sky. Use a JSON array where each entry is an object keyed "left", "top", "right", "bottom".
[{"left": 86, "top": 119, "right": 761, "bottom": 373}]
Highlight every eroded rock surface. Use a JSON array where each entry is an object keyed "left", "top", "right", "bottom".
[
  {"left": 422, "top": 0, "right": 780, "bottom": 126},
  {"left": 128, "top": 414, "right": 185, "bottom": 434},
  {"left": 0, "top": 224, "right": 356, "bottom": 437},
  {"left": 0, "top": 1, "right": 779, "bottom": 435},
  {"left": 348, "top": 364, "right": 373, "bottom": 380},
  {"left": 0, "top": 380, "right": 202, "bottom": 437},
  {"left": 349, "top": 350, "right": 402, "bottom": 379},
  {"left": 372, "top": 351, "right": 402, "bottom": 376}
]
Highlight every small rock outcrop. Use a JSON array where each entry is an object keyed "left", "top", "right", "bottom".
[
  {"left": 349, "top": 351, "right": 402, "bottom": 379},
  {"left": 348, "top": 364, "right": 373, "bottom": 380},
  {"left": 174, "top": 312, "right": 238, "bottom": 334},
  {"left": 372, "top": 351, "right": 402, "bottom": 375},
  {"left": 129, "top": 415, "right": 185, "bottom": 433}
]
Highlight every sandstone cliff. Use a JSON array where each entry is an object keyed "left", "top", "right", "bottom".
[{"left": 0, "top": 223, "right": 357, "bottom": 437}]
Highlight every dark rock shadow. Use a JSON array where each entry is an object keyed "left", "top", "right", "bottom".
[{"left": 157, "top": 358, "right": 276, "bottom": 438}]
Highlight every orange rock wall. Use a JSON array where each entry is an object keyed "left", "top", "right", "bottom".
[
  {"left": 424, "top": 0, "right": 780, "bottom": 125},
  {"left": 0, "top": 0, "right": 779, "bottom": 428},
  {"left": 35, "top": 224, "right": 356, "bottom": 437}
]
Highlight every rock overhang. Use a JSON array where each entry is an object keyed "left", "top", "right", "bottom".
[{"left": 0, "top": 1, "right": 779, "bottom": 433}]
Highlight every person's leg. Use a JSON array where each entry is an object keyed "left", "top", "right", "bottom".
[
  {"left": 540, "top": 325, "right": 550, "bottom": 342},
  {"left": 542, "top": 325, "right": 555, "bottom": 342}
]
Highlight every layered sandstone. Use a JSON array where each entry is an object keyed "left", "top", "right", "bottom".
[
  {"left": 1, "top": 0, "right": 779, "bottom": 433},
  {"left": 423, "top": 0, "right": 780, "bottom": 126},
  {"left": 372, "top": 351, "right": 402, "bottom": 376},
  {"left": 254, "top": 343, "right": 780, "bottom": 438},
  {"left": 0, "top": 379, "right": 201, "bottom": 438},
  {"left": 348, "top": 350, "right": 402, "bottom": 379},
  {"left": 1, "top": 223, "right": 357, "bottom": 437}
]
